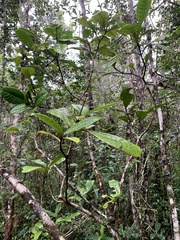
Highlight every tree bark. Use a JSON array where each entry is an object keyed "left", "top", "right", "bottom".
[
  {"left": 79, "top": 0, "right": 94, "bottom": 111},
  {"left": 147, "top": 22, "right": 180, "bottom": 240},
  {"left": 1, "top": 169, "right": 65, "bottom": 240}
]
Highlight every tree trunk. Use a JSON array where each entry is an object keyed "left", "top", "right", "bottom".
[
  {"left": 148, "top": 24, "right": 180, "bottom": 240},
  {"left": 79, "top": 0, "right": 94, "bottom": 111}
]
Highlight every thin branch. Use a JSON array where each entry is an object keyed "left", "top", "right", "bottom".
[{"left": 86, "top": 132, "right": 105, "bottom": 195}]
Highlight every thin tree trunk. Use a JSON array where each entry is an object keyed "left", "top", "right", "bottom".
[
  {"left": 1, "top": 169, "right": 65, "bottom": 240},
  {"left": 0, "top": 0, "right": 7, "bottom": 129},
  {"left": 79, "top": 0, "right": 94, "bottom": 110},
  {"left": 148, "top": 25, "right": 180, "bottom": 240},
  {"left": 4, "top": 115, "right": 20, "bottom": 240}
]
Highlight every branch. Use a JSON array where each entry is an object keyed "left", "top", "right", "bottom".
[
  {"left": 0, "top": 169, "right": 65, "bottom": 240},
  {"left": 86, "top": 132, "right": 105, "bottom": 195}
]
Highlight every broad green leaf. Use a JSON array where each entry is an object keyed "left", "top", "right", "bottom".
[
  {"left": 144, "top": 53, "right": 151, "bottom": 63},
  {"left": 31, "top": 159, "right": 46, "bottom": 167},
  {"left": 10, "top": 104, "right": 30, "bottom": 114},
  {"left": 136, "top": 0, "right": 152, "bottom": 25},
  {"left": 120, "top": 88, "right": 134, "bottom": 107},
  {"left": 65, "top": 116, "right": 101, "bottom": 134},
  {"left": 33, "top": 113, "right": 63, "bottom": 136},
  {"left": 35, "top": 89, "right": 48, "bottom": 107},
  {"left": 38, "top": 130, "right": 60, "bottom": 142},
  {"left": 78, "top": 16, "right": 88, "bottom": 27},
  {"left": 87, "top": 102, "right": 118, "bottom": 115},
  {"left": 22, "top": 166, "right": 46, "bottom": 173},
  {"left": 71, "top": 104, "right": 89, "bottom": 116},
  {"left": 155, "top": 222, "right": 161, "bottom": 232},
  {"left": 54, "top": 43, "right": 68, "bottom": 54},
  {"left": 56, "top": 212, "right": 81, "bottom": 223},
  {"left": 83, "top": 29, "right": 92, "bottom": 38},
  {"left": 118, "top": 23, "right": 142, "bottom": 38},
  {"left": 109, "top": 179, "right": 120, "bottom": 196},
  {"left": 1, "top": 87, "right": 25, "bottom": 104},
  {"left": 21, "top": 67, "right": 35, "bottom": 78},
  {"left": 85, "top": 180, "right": 94, "bottom": 192},
  {"left": 17, "top": 28, "right": 37, "bottom": 37},
  {"left": 6, "top": 126, "right": 20, "bottom": 133},
  {"left": 44, "top": 26, "right": 62, "bottom": 38},
  {"left": 14, "top": 56, "right": 22, "bottom": 66},
  {"left": 16, "top": 29, "right": 34, "bottom": 48},
  {"left": 90, "top": 131, "right": 121, "bottom": 149},
  {"left": 106, "top": 25, "right": 119, "bottom": 37},
  {"left": 136, "top": 110, "right": 150, "bottom": 119},
  {"left": 90, "top": 131, "right": 141, "bottom": 157},
  {"left": 48, "top": 154, "right": 65, "bottom": 169},
  {"left": 98, "top": 47, "right": 115, "bottom": 57},
  {"left": 47, "top": 108, "right": 74, "bottom": 127},
  {"left": 61, "top": 60, "right": 78, "bottom": 69},
  {"left": 119, "top": 115, "right": 129, "bottom": 122},
  {"left": 157, "top": 44, "right": 175, "bottom": 53},
  {"left": 102, "top": 56, "right": 118, "bottom": 68},
  {"left": 64, "top": 137, "right": 80, "bottom": 144},
  {"left": 92, "top": 36, "right": 110, "bottom": 45},
  {"left": 91, "top": 11, "right": 109, "bottom": 28}
]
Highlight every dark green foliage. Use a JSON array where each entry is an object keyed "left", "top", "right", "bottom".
[{"left": 1, "top": 87, "right": 25, "bottom": 104}]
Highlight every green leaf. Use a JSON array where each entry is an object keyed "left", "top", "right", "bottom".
[
  {"left": 83, "top": 29, "right": 92, "bottom": 38},
  {"left": 44, "top": 26, "right": 62, "bottom": 38},
  {"left": 10, "top": 104, "right": 30, "bottom": 114},
  {"left": 92, "top": 36, "right": 110, "bottom": 45},
  {"left": 109, "top": 180, "right": 120, "bottom": 196},
  {"left": 6, "top": 126, "right": 20, "bottom": 133},
  {"left": 47, "top": 108, "right": 74, "bottom": 127},
  {"left": 48, "top": 154, "right": 65, "bottom": 169},
  {"left": 22, "top": 166, "right": 46, "bottom": 173},
  {"left": 120, "top": 88, "right": 134, "bottom": 107},
  {"left": 87, "top": 102, "right": 118, "bottom": 115},
  {"left": 90, "top": 131, "right": 121, "bottom": 149},
  {"left": 78, "top": 16, "right": 88, "bottom": 27},
  {"left": 1, "top": 87, "right": 25, "bottom": 104},
  {"left": 21, "top": 67, "right": 35, "bottom": 78},
  {"left": 16, "top": 29, "right": 34, "bottom": 48},
  {"left": 118, "top": 23, "right": 142, "bottom": 39},
  {"left": 56, "top": 212, "right": 81, "bottom": 223},
  {"left": 64, "top": 137, "right": 80, "bottom": 144},
  {"left": 103, "top": 201, "right": 110, "bottom": 209},
  {"left": 85, "top": 180, "right": 95, "bottom": 192},
  {"left": 71, "top": 104, "right": 89, "bottom": 116},
  {"left": 90, "top": 131, "right": 141, "bottom": 157},
  {"left": 35, "top": 89, "right": 48, "bottom": 107},
  {"left": 144, "top": 53, "right": 151, "bottom": 63},
  {"left": 155, "top": 222, "right": 161, "bottom": 231},
  {"left": 31, "top": 159, "right": 46, "bottom": 167},
  {"left": 14, "top": 56, "right": 22, "bottom": 66},
  {"left": 91, "top": 11, "right": 109, "bottom": 28},
  {"left": 119, "top": 115, "right": 129, "bottom": 122},
  {"left": 136, "top": 0, "right": 152, "bottom": 25},
  {"left": 33, "top": 113, "right": 63, "bottom": 136},
  {"left": 102, "top": 56, "right": 118, "bottom": 68},
  {"left": 38, "top": 130, "right": 60, "bottom": 142},
  {"left": 65, "top": 116, "right": 101, "bottom": 134},
  {"left": 136, "top": 110, "right": 150, "bottom": 119},
  {"left": 157, "top": 44, "right": 175, "bottom": 53},
  {"left": 98, "top": 47, "right": 115, "bottom": 57},
  {"left": 61, "top": 60, "right": 78, "bottom": 69}
]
